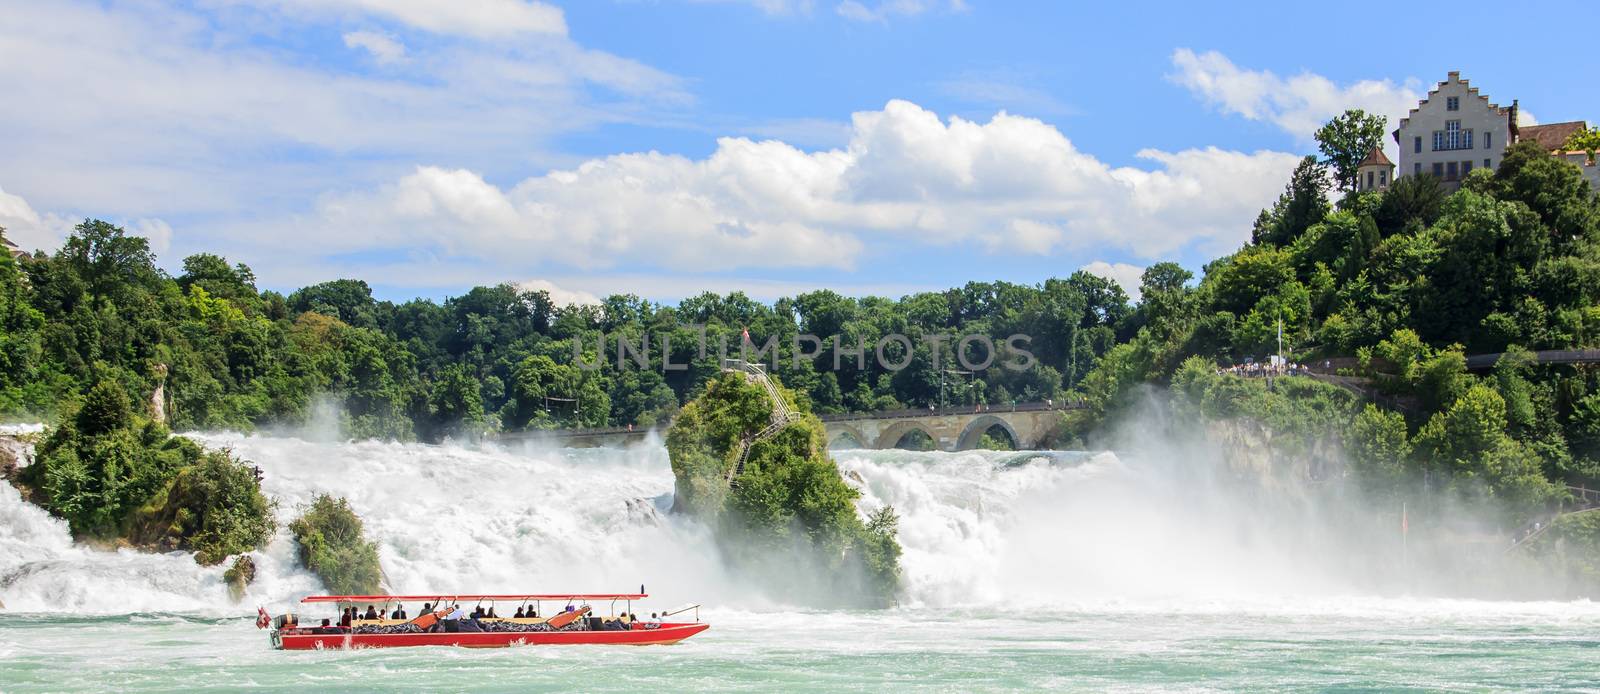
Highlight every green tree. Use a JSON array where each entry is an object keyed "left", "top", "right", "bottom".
[
  {"left": 1349, "top": 404, "right": 1412, "bottom": 492},
  {"left": 1564, "top": 125, "right": 1600, "bottom": 165},
  {"left": 1316, "top": 109, "right": 1389, "bottom": 193},
  {"left": 1253, "top": 155, "right": 1331, "bottom": 246},
  {"left": 289, "top": 495, "right": 382, "bottom": 595},
  {"left": 1373, "top": 172, "right": 1447, "bottom": 237}
]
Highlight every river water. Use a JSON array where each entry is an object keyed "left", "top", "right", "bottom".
[{"left": 2, "top": 430, "right": 1597, "bottom": 692}]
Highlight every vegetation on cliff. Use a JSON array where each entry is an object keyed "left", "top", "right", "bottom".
[
  {"left": 1070, "top": 133, "right": 1599, "bottom": 520},
  {"left": 289, "top": 494, "right": 382, "bottom": 595},
  {"left": 668, "top": 372, "right": 901, "bottom": 606},
  {"left": 17, "top": 380, "right": 275, "bottom": 564}
]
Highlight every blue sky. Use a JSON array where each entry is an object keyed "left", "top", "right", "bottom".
[{"left": 1, "top": 0, "right": 1594, "bottom": 305}]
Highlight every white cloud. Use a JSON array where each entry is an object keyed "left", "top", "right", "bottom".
[
  {"left": 248, "top": 0, "right": 566, "bottom": 39},
  {"left": 0, "top": 186, "right": 175, "bottom": 256},
  {"left": 130, "top": 219, "right": 175, "bottom": 255},
  {"left": 0, "top": 186, "right": 73, "bottom": 253},
  {"left": 343, "top": 30, "right": 406, "bottom": 64},
  {"left": 836, "top": 0, "right": 964, "bottom": 22},
  {"left": 0, "top": 1, "right": 687, "bottom": 218},
  {"left": 1517, "top": 108, "right": 1538, "bottom": 127},
  {"left": 1169, "top": 48, "right": 1420, "bottom": 142},
  {"left": 220, "top": 100, "right": 1294, "bottom": 282},
  {"left": 1080, "top": 261, "right": 1145, "bottom": 301},
  {"left": 517, "top": 279, "right": 601, "bottom": 307},
  {"left": 984, "top": 219, "right": 1064, "bottom": 255}
]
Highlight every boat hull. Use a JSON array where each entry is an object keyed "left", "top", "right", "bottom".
[{"left": 273, "top": 623, "right": 708, "bottom": 650}]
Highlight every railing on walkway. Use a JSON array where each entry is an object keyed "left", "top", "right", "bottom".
[
  {"left": 1506, "top": 485, "right": 1600, "bottom": 551},
  {"left": 722, "top": 359, "right": 803, "bottom": 483}
]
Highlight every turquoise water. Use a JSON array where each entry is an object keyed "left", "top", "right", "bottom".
[{"left": 3, "top": 602, "right": 1598, "bottom": 692}]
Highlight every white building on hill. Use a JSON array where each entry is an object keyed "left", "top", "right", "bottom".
[{"left": 1394, "top": 71, "right": 1594, "bottom": 190}]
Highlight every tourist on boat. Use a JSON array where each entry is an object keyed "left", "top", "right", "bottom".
[
  {"left": 391, "top": 605, "right": 407, "bottom": 620},
  {"left": 338, "top": 608, "right": 352, "bottom": 628},
  {"left": 514, "top": 606, "right": 526, "bottom": 619},
  {"left": 363, "top": 605, "right": 379, "bottom": 620},
  {"left": 421, "top": 602, "right": 432, "bottom": 615},
  {"left": 447, "top": 604, "right": 466, "bottom": 620},
  {"left": 487, "top": 606, "right": 498, "bottom": 618}
]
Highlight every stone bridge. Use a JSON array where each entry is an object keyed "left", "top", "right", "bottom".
[
  {"left": 816, "top": 403, "right": 1070, "bottom": 451},
  {"left": 501, "top": 401, "right": 1078, "bottom": 451}
]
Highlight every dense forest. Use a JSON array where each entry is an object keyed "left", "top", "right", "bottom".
[{"left": 2, "top": 116, "right": 1599, "bottom": 523}]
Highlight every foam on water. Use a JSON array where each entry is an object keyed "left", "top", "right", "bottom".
[{"left": 4, "top": 430, "right": 1600, "bottom": 622}]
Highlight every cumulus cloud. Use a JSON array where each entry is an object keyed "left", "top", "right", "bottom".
[
  {"left": 342, "top": 30, "right": 406, "bottom": 64},
  {"left": 517, "top": 279, "right": 601, "bottom": 307},
  {"left": 1080, "top": 261, "right": 1145, "bottom": 301},
  {"left": 0, "top": 186, "right": 73, "bottom": 253},
  {"left": 130, "top": 218, "right": 175, "bottom": 254},
  {"left": 248, "top": 100, "right": 1294, "bottom": 278},
  {"left": 1169, "top": 48, "right": 1420, "bottom": 141},
  {"left": 0, "top": 186, "right": 175, "bottom": 256}
]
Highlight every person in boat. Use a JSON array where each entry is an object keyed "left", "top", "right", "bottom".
[
  {"left": 338, "top": 608, "right": 351, "bottom": 628},
  {"left": 363, "top": 605, "right": 379, "bottom": 620},
  {"left": 421, "top": 602, "right": 432, "bottom": 615},
  {"left": 391, "top": 604, "right": 407, "bottom": 620},
  {"left": 514, "top": 606, "right": 525, "bottom": 619},
  {"left": 486, "top": 606, "right": 498, "bottom": 618}
]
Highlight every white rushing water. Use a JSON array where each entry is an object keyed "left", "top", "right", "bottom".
[
  {"left": 5, "top": 429, "right": 1600, "bottom": 692},
  {"left": 0, "top": 428, "right": 1585, "bottom": 614}
]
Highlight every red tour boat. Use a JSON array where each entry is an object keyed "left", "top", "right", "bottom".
[{"left": 264, "top": 593, "right": 708, "bottom": 650}]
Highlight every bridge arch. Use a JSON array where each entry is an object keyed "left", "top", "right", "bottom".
[
  {"left": 826, "top": 423, "right": 871, "bottom": 449},
  {"left": 955, "top": 414, "right": 1022, "bottom": 451},
  {"left": 876, "top": 420, "right": 941, "bottom": 451}
]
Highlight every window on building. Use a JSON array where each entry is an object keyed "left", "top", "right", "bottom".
[
  {"left": 1446, "top": 161, "right": 1458, "bottom": 180},
  {"left": 1463, "top": 160, "right": 1473, "bottom": 176},
  {"left": 1447, "top": 96, "right": 1460, "bottom": 111},
  {"left": 1485, "top": 132, "right": 1491, "bottom": 149},
  {"left": 1414, "top": 136, "right": 1422, "bottom": 153},
  {"left": 1446, "top": 120, "right": 1461, "bottom": 149},
  {"left": 1366, "top": 171, "right": 1374, "bottom": 189},
  {"left": 1380, "top": 170, "right": 1388, "bottom": 185},
  {"left": 1485, "top": 158, "right": 1492, "bottom": 170},
  {"left": 1415, "top": 163, "right": 1423, "bottom": 176},
  {"left": 1433, "top": 162, "right": 1444, "bottom": 178}
]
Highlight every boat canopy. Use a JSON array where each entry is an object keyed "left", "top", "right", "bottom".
[{"left": 300, "top": 594, "right": 647, "bottom": 603}]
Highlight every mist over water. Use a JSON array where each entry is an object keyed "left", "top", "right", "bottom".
[
  {"left": 0, "top": 422, "right": 1578, "bottom": 614},
  {"left": 5, "top": 426, "right": 1600, "bottom": 691}
]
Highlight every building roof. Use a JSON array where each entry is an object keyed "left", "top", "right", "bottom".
[
  {"left": 1358, "top": 146, "right": 1393, "bottom": 168},
  {"left": 1518, "top": 121, "right": 1589, "bottom": 152},
  {"left": 1397, "top": 71, "right": 1511, "bottom": 133},
  {"left": 1, "top": 236, "right": 26, "bottom": 260}
]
